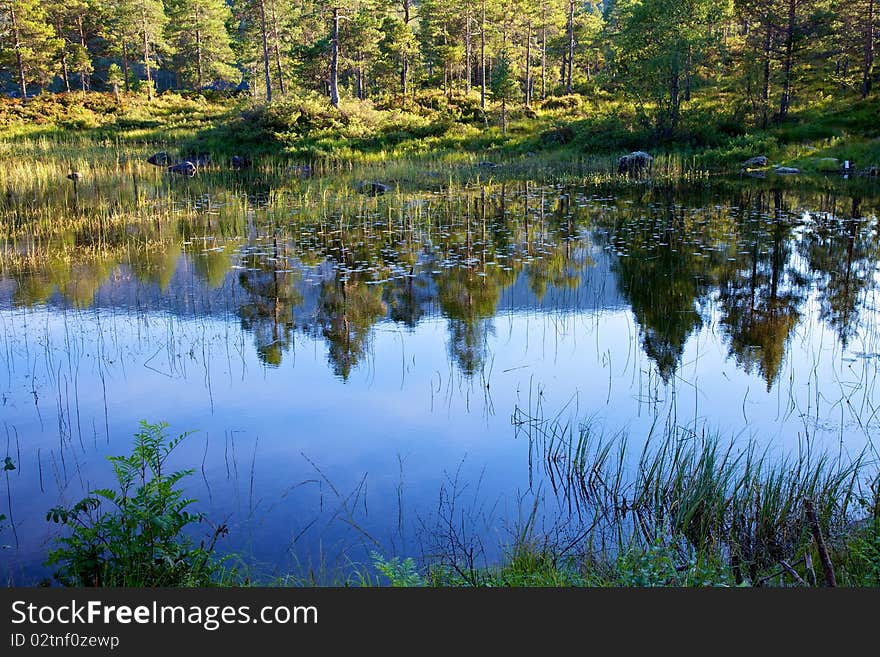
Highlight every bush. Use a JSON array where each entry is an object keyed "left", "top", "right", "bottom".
[
  {"left": 46, "top": 421, "right": 228, "bottom": 586},
  {"left": 539, "top": 94, "right": 584, "bottom": 112},
  {"left": 540, "top": 124, "right": 575, "bottom": 146}
]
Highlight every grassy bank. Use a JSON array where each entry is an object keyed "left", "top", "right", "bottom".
[
  {"left": 8, "top": 420, "right": 877, "bottom": 588},
  {"left": 2, "top": 89, "right": 878, "bottom": 177}
]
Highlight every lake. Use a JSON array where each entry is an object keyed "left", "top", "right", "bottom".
[{"left": 2, "top": 165, "right": 879, "bottom": 583}]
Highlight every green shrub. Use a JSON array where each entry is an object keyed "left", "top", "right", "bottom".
[
  {"left": 539, "top": 94, "right": 584, "bottom": 112},
  {"left": 540, "top": 124, "right": 575, "bottom": 146},
  {"left": 46, "top": 421, "right": 228, "bottom": 587},
  {"left": 615, "top": 541, "right": 734, "bottom": 587},
  {"left": 372, "top": 552, "right": 424, "bottom": 587}
]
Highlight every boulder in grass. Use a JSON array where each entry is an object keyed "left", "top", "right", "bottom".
[
  {"left": 184, "top": 153, "right": 210, "bottom": 168},
  {"left": 289, "top": 164, "right": 312, "bottom": 178},
  {"left": 147, "top": 151, "right": 173, "bottom": 166},
  {"left": 358, "top": 181, "right": 389, "bottom": 196},
  {"left": 617, "top": 151, "right": 653, "bottom": 176},
  {"left": 231, "top": 155, "right": 252, "bottom": 170},
  {"left": 740, "top": 155, "right": 769, "bottom": 171},
  {"left": 168, "top": 161, "right": 197, "bottom": 177},
  {"left": 774, "top": 166, "right": 800, "bottom": 175}
]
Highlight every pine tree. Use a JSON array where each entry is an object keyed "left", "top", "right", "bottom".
[
  {"left": 167, "top": 0, "right": 237, "bottom": 89},
  {"left": 127, "top": 0, "right": 169, "bottom": 98},
  {"left": 489, "top": 49, "right": 520, "bottom": 133},
  {"left": 0, "top": 0, "right": 62, "bottom": 97}
]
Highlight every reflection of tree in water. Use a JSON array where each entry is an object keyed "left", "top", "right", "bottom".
[
  {"left": 384, "top": 265, "right": 433, "bottom": 328},
  {"left": 526, "top": 244, "right": 586, "bottom": 301},
  {"left": 526, "top": 188, "right": 590, "bottom": 301},
  {"left": 12, "top": 255, "right": 115, "bottom": 309},
  {"left": 436, "top": 264, "right": 516, "bottom": 378},
  {"left": 802, "top": 197, "right": 879, "bottom": 347},
  {"left": 431, "top": 186, "right": 522, "bottom": 378},
  {"left": 191, "top": 244, "right": 233, "bottom": 289},
  {"left": 610, "top": 202, "right": 707, "bottom": 382},
  {"left": 316, "top": 275, "right": 387, "bottom": 380},
  {"left": 718, "top": 190, "right": 807, "bottom": 390},
  {"left": 129, "top": 242, "right": 182, "bottom": 292},
  {"left": 237, "top": 239, "right": 302, "bottom": 367}
]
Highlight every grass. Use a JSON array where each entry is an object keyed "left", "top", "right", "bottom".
[
  {"left": 369, "top": 422, "right": 879, "bottom": 588},
  {"left": 2, "top": 86, "right": 878, "bottom": 177}
]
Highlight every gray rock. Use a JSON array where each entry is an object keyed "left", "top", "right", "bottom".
[
  {"left": 741, "top": 155, "right": 769, "bottom": 170},
  {"left": 617, "top": 151, "right": 653, "bottom": 176},
  {"left": 184, "top": 153, "right": 210, "bottom": 168},
  {"left": 168, "top": 161, "right": 197, "bottom": 177},
  {"left": 477, "top": 161, "right": 499, "bottom": 168},
  {"left": 358, "top": 181, "right": 390, "bottom": 195},
  {"left": 231, "top": 155, "right": 252, "bottom": 170},
  {"left": 773, "top": 166, "right": 800, "bottom": 175},
  {"left": 147, "top": 151, "right": 173, "bottom": 166}
]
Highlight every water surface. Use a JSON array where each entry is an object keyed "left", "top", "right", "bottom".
[{"left": 2, "top": 173, "right": 879, "bottom": 581}]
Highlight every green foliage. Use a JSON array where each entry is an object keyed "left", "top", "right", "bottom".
[
  {"left": 0, "top": 0, "right": 62, "bottom": 95},
  {"left": 615, "top": 541, "right": 735, "bottom": 587},
  {"left": 46, "top": 421, "right": 228, "bottom": 587},
  {"left": 539, "top": 95, "right": 584, "bottom": 112},
  {"left": 107, "top": 64, "right": 125, "bottom": 92},
  {"left": 166, "top": 0, "right": 238, "bottom": 88},
  {"left": 371, "top": 552, "right": 424, "bottom": 587},
  {"left": 489, "top": 51, "right": 521, "bottom": 106}
]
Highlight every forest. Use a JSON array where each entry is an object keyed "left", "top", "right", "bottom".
[{"left": 0, "top": 1, "right": 876, "bottom": 148}]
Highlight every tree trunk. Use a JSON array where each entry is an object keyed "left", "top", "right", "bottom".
[
  {"left": 401, "top": 0, "right": 411, "bottom": 95},
  {"left": 330, "top": 7, "right": 340, "bottom": 107},
  {"left": 61, "top": 47, "right": 71, "bottom": 93},
  {"left": 465, "top": 10, "right": 472, "bottom": 94},
  {"left": 196, "top": 27, "right": 203, "bottom": 89},
  {"left": 480, "top": 0, "right": 486, "bottom": 111},
  {"left": 566, "top": 0, "right": 574, "bottom": 93},
  {"left": 259, "top": 0, "right": 272, "bottom": 102},
  {"left": 684, "top": 46, "right": 692, "bottom": 102},
  {"left": 11, "top": 5, "right": 27, "bottom": 98},
  {"left": 401, "top": 56, "right": 408, "bottom": 95},
  {"left": 122, "top": 42, "right": 130, "bottom": 93},
  {"left": 142, "top": 8, "right": 153, "bottom": 100},
  {"left": 761, "top": 20, "right": 772, "bottom": 128},
  {"left": 78, "top": 16, "right": 89, "bottom": 92},
  {"left": 779, "top": 0, "right": 796, "bottom": 120},
  {"left": 525, "top": 21, "right": 531, "bottom": 106},
  {"left": 865, "top": 0, "right": 875, "bottom": 98},
  {"left": 271, "top": 0, "right": 285, "bottom": 95},
  {"left": 541, "top": 5, "right": 547, "bottom": 100},
  {"left": 670, "top": 67, "right": 680, "bottom": 132}
]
